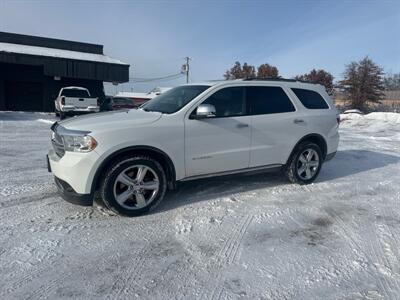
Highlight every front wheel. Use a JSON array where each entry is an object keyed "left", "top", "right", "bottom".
[
  {"left": 285, "top": 142, "right": 322, "bottom": 184},
  {"left": 100, "top": 156, "right": 167, "bottom": 217}
]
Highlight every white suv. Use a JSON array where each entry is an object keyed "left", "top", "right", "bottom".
[{"left": 48, "top": 79, "right": 339, "bottom": 216}]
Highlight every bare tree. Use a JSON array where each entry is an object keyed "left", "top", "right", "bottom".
[
  {"left": 224, "top": 61, "right": 254, "bottom": 80},
  {"left": 295, "top": 69, "right": 334, "bottom": 95},
  {"left": 339, "top": 56, "right": 385, "bottom": 111},
  {"left": 242, "top": 63, "right": 256, "bottom": 79},
  {"left": 257, "top": 63, "right": 279, "bottom": 78},
  {"left": 223, "top": 61, "right": 244, "bottom": 80}
]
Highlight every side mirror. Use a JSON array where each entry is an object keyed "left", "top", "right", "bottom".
[{"left": 191, "top": 104, "right": 216, "bottom": 119}]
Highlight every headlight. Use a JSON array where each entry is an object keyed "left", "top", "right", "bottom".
[{"left": 63, "top": 135, "right": 97, "bottom": 152}]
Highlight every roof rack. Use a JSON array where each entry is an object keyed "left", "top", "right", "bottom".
[{"left": 243, "top": 77, "right": 313, "bottom": 84}]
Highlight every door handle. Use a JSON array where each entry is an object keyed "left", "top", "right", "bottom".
[
  {"left": 236, "top": 123, "right": 249, "bottom": 128},
  {"left": 294, "top": 119, "right": 305, "bottom": 124}
]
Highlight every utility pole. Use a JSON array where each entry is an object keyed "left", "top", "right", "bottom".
[{"left": 182, "top": 57, "right": 191, "bottom": 83}]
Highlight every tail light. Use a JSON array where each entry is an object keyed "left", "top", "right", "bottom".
[{"left": 61, "top": 96, "right": 65, "bottom": 105}]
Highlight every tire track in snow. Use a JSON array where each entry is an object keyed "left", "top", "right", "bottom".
[
  {"left": 323, "top": 206, "right": 383, "bottom": 295},
  {"left": 0, "top": 257, "right": 61, "bottom": 298},
  {"left": 0, "top": 191, "right": 58, "bottom": 209},
  {"left": 24, "top": 252, "right": 119, "bottom": 300},
  {"left": 108, "top": 225, "right": 166, "bottom": 299},
  {"left": 111, "top": 246, "right": 150, "bottom": 299},
  {"left": 204, "top": 214, "right": 253, "bottom": 300},
  {"left": 25, "top": 272, "right": 70, "bottom": 300},
  {"left": 369, "top": 205, "right": 400, "bottom": 298}
]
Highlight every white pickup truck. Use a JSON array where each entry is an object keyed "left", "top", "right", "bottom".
[{"left": 54, "top": 87, "right": 100, "bottom": 119}]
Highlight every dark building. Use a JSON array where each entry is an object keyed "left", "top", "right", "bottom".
[{"left": 0, "top": 32, "right": 129, "bottom": 112}]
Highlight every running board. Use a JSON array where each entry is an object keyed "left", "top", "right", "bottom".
[{"left": 180, "top": 164, "right": 283, "bottom": 182}]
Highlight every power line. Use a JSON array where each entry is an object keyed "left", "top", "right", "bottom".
[
  {"left": 128, "top": 57, "right": 191, "bottom": 84},
  {"left": 129, "top": 73, "right": 183, "bottom": 83}
]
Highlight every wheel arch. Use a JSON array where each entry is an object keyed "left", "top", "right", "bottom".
[
  {"left": 286, "top": 133, "right": 328, "bottom": 164},
  {"left": 91, "top": 145, "right": 177, "bottom": 192}
]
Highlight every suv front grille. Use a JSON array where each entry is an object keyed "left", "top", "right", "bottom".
[{"left": 51, "top": 128, "right": 65, "bottom": 158}]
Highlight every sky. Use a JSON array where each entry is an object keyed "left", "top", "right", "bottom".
[{"left": 0, "top": 0, "right": 399, "bottom": 94}]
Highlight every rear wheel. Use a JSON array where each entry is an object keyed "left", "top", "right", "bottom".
[
  {"left": 285, "top": 142, "right": 322, "bottom": 184},
  {"left": 59, "top": 112, "right": 66, "bottom": 120},
  {"left": 100, "top": 156, "right": 167, "bottom": 217}
]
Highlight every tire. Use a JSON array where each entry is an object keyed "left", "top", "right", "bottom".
[
  {"left": 100, "top": 156, "right": 167, "bottom": 217},
  {"left": 55, "top": 111, "right": 60, "bottom": 117},
  {"left": 59, "top": 112, "right": 66, "bottom": 120},
  {"left": 285, "top": 142, "right": 322, "bottom": 185}
]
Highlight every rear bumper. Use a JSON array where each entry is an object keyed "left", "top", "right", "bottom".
[
  {"left": 54, "top": 177, "right": 93, "bottom": 206},
  {"left": 60, "top": 106, "right": 100, "bottom": 113}
]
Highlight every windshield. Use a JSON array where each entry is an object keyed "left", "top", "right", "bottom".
[
  {"left": 61, "top": 89, "right": 90, "bottom": 98},
  {"left": 141, "top": 85, "right": 210, "bottom": 114}
]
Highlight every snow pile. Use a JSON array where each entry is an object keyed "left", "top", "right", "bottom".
[{"left": 340, "top": 112, "right": 400, "bottom": 133}]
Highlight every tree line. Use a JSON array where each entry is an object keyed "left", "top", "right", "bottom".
[{"left": 223, "top": 57, "right": 400, "bottom": 111}]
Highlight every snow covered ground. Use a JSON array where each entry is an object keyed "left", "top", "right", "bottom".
[{"left": 0, "top": 111, "right": 399, "bottom": 299}]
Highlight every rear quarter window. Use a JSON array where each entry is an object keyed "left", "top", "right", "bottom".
[{"left": 291, "top": 88, "right": 329, "bottom": 109}]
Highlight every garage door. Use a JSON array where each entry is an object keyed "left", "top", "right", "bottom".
[{"left": 5, "top": 81, "right": 44, "bottom": 111}]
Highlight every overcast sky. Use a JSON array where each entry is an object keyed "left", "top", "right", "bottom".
[{"left": 1, "top": 0, "right": 399, "bottom": 94}]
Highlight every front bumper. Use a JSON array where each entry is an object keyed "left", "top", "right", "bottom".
[
  {"left": 54, "top": 177, "right": 93, "bottom": 206},
  {"left": 48, "top": 148, "right": 100, "bottom": 195}
]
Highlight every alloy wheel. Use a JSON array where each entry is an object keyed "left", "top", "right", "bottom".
[
  {"left": 296, "top": 148, "right": 320, "bottom": 180},
  {"left": 113, "top": 165, "right": 159, "bottom": 210}
]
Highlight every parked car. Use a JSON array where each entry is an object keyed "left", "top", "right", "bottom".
[
  {"left": 48, "top": 79, "right": 339, "bottom": 217},
  {"left": 115, "top": 87, "right": 172, "bottom": 107},
  {"left": 99, "top": 96, "right": 135, "bottom": 111},
  {"left": 111, "top": 97, "right": 137, "bottom": 110},
  {"left": 54, "top": 86, "right": 99, "bottom": 119}
]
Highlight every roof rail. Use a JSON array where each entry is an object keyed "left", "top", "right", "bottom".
[{"left": 243, "top": 77, "right": 313, "bottom": 84}]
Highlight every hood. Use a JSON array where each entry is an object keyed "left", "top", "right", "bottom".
[{"left": 59, "top": 109, "right": 162, "bottom": 132}]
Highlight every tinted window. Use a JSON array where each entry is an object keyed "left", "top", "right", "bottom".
[
  {"left": 61, "top": 89, "right": 90, "bottom": 98},
  {"left": 246, "top": 86, "right": 295, "bottom": 115},
  {"left": 292, "top": 88, "right": 329, "bottom": 109},
  {"left": 201, "top": 87, "right": 245, "bottom": 117},
  {"left": 141, "top": 85, "right": 209, "bottom": 114}
]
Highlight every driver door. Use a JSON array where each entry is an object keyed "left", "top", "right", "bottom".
[{"left": 184, "top": 87, "right": 251, "bottom": 177}]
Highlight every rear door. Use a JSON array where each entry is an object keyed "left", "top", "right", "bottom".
[
  {"left": 247, "top": 85, "right": 305, "bottom": 167},
  {"left": 184, "top": 86, "right": 251, "bottom": 177}
]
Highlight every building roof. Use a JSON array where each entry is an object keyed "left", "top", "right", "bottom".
[
  {"left": 0, "top": 32, "right": 129, "bottom": 83},
  {"left": 0, "top": 42, "right": 127, "bottom": 65}
]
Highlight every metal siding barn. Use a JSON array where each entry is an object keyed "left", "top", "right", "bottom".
[{"left": 0, "top": 32, "right": 129, "bottom": 112}]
